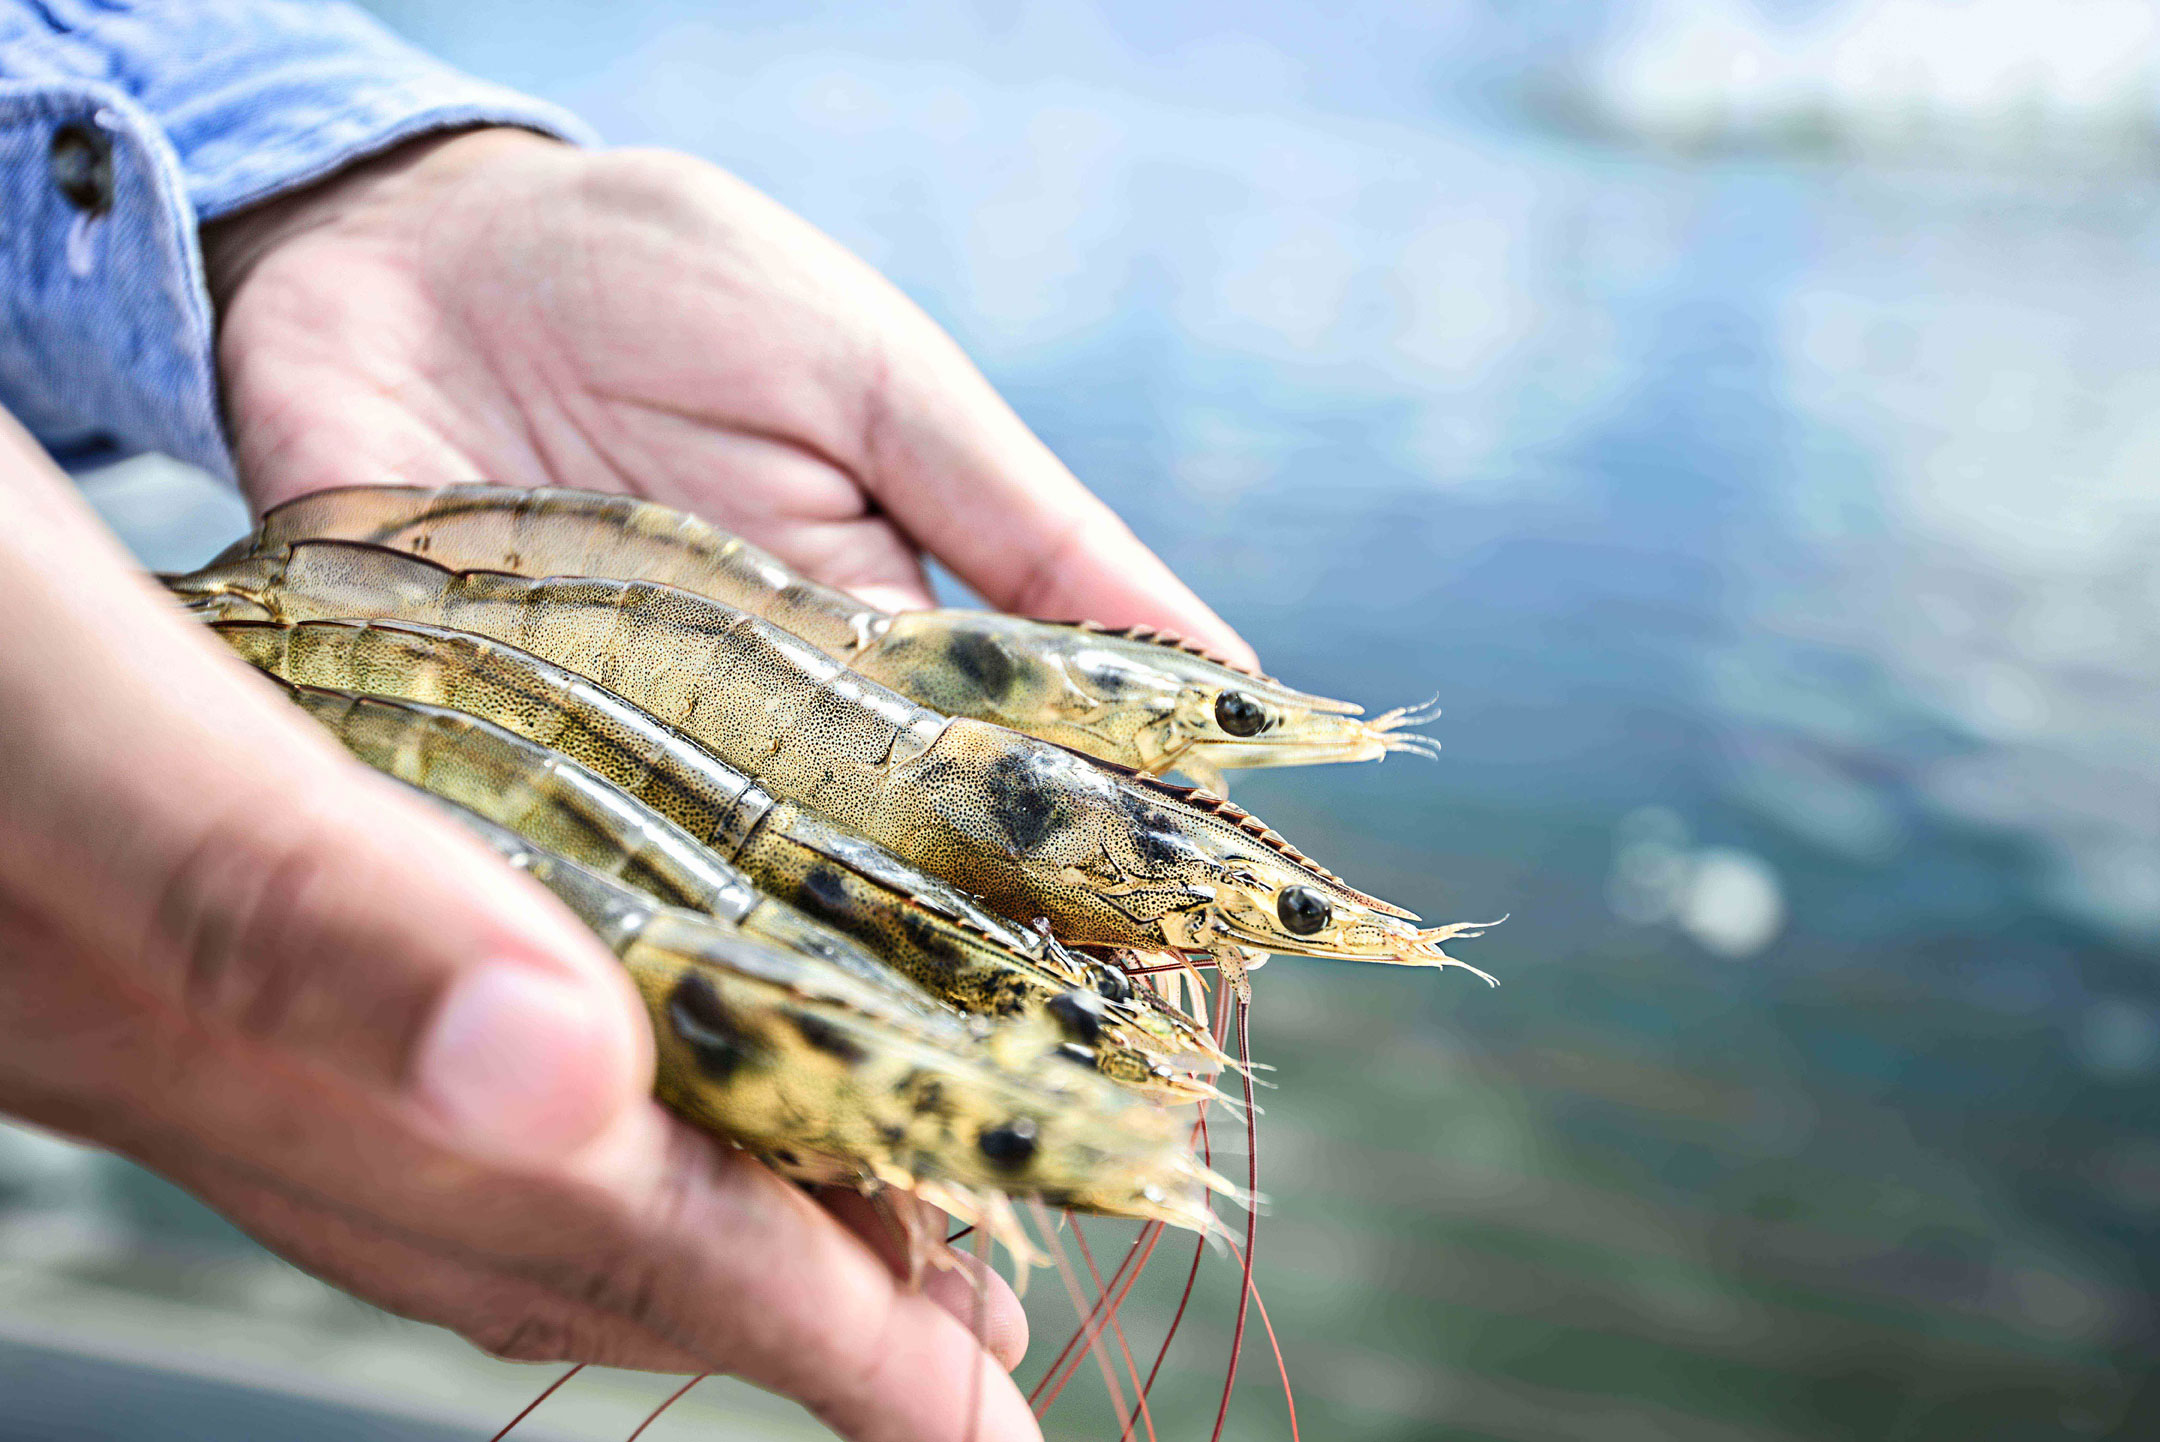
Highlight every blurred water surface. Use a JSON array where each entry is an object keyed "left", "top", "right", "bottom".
[{"left": 13, "top": 2, "right": 2160, "bottom": 1439}]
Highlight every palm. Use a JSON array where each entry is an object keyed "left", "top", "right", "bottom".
[
  {"left": 215, "top": 133, "right": 944, "bottom": 608},
  {"left": 210, "top": 129, "right": 1250, "bottom": 656}
]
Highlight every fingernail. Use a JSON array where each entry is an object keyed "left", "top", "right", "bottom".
[{"left": 415, "top": 965, "right": 627, "bottom": 1163}]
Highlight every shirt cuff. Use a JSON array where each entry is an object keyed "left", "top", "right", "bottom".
[{"left": 0, "top": 0, "right": 595, "bottom": 479}]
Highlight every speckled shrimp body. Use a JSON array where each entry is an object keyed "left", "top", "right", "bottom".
[
  {"left": 174, "top": 544, "right": 1491, "bottom": 995},
  {"left": 224, "top": 484, "right": 1443, "bottom": 793},
  {"left": 279, "top": 682, "right": 953, "bottom": 1022},
  {"left": 212, "top": 616, "right": 1226, "bottom": 1091},
  {"left": 434, "top": 801, "right": 1234, "bottom": 1238}
]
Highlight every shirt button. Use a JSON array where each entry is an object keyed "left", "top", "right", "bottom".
[{"left": 50, "top": 122, "right": 114, "bottom": 216}]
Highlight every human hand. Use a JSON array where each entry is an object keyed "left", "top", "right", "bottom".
[
  {"left": 202, "top": 126, "right": 1256, "bottom": 667},
  {"left": 0, "top": 412, "right": 1037, "bottom": 1442}
]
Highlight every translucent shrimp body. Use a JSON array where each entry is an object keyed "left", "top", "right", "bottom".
[
  {"left": 228, "top": 484, "right": 1442, "bottom": 791},
  {"left": 174, "top": 544, "right": 1486, "bottom": 990},
  {"left": 436, "top": 801, "right": 1234, "bottom": 1235},
  {"left": 214, "top": 616, "right": 1226, "bottom": 1089},
  {"left": 280, "top": 682, "right": 952, "bottom": 1021}
]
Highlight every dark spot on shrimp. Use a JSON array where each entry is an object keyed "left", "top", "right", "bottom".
[
  {"left": 790, "top": 1010, "right": 867, "bottom": 1065},
  {"left": 984, "top": 750, "right": 1064, "bottom": 854},
  {"left": 1048, "top": 988, "right": 1107, "bottom": 1044},
  {"left": 912, "top": 1078, "right": 949, "bottom": 1118},
  {"left": 668, "top": 973, "right": 755, "bottom": 1082},
  {"left": 800, "top": 864, "right": 855, "bottom": 917},
  {"left": 945, "top": 628, "right": 1016, "bottom": 701},
  {"left": 772, "top": 1148, "right": 800, "bottom": 1167},
  {"left": 899, "top": 907, "right": 965, "bottom": 965},
  {"left": 978, "top": 1119, "right": 1040, "bottom": 1170},
  {"left": 1115, "top": 787, "right": 1189, "bottom": 870},
  {"left": 878, "top": 1122, "right": 906, "bottom": 1148}
]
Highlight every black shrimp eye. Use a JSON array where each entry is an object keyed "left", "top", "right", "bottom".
[
  {"left": 1276, "top": 885, "right": 1331, "bottom": 937},
  {"left": 1090, "top": 962, "right": 1134, "bottom": 1004},
  {"left": 1048, "top": 988, "right": 1107, "bottom": 1044},
  {"left": 1214, "top": 690, "right": 1267, "bottom": 737},
  {"left": 979, "top": 1118, "right": 1040, "bottom": 1169}
]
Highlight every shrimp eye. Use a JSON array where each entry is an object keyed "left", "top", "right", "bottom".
[
  {"left": 1276, "top": 885, "right": 1331, "bottom": 936},
  {"left": 1090, "top": 962, "right": 1134, "bottom": 1004},
  {"left": 1048, "top": 988, "right": 1107, "bottom": 1044},
  {"left": 979, "top": 1118, "right": 1040, "bottom": 1169},
  {"left": 1214, "top": 690, "right": 1267, "bottom": 737}
]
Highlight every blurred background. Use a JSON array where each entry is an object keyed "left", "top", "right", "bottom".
[{"left": 9, "top": 0, "right": 2160, "bottom": 1437}]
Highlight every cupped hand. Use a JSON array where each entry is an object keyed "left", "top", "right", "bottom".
[
  {"left": 202, "top": 126, "right": 1256, "bottom": 667},
  {"left": 0, "top": 413, "right": 1035, "bottom": 1442}
]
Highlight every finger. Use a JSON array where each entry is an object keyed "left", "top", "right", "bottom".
[
  {"left": 0, "top": 888, "right": 1043, "bottom": 1442},
  {"left": 818, "top": 1189, "right": 1030, "bottom": 1371},
  {"left": 919, "top": 1248, "right": 1032, "bottom": 1374},
  {"left": 0, "top": 412, "right": 648, "bottom": 1166},
  {"left": 857, "top": 320, "right": 1259, "bottom": 670}
]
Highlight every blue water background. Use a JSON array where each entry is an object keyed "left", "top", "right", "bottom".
[
  {"left": 46, "top": 2, "right": 2160, "bottom": 1438},
  {"left": 358, "top": 3, "right": 2160, "bottom": 1437}
]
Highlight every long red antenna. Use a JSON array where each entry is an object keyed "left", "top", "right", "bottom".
[
  {"left": 1030, "top": 1220, "right": 1164, "bottom": 1414},
  {"left": 624, "top": 1373, "right": 707, "bottom": 1441},
  {"left": 1072, "top": 1220, "right": 1159, "bottom": 1442},
  {"left": 963, "top": 1221, "right": 992, "bottom": 1442},
  {"left": 1031, "top": 1200, "right": 1137, "bottom": 1438},
  {"left": 1207, "top": 1000, "right": 1260, "bottom": 1442},
  {"left": 489, "top": 1362, "right": 584, "bottom": 1441},
  {"left": 1226, "top": 1244, "right": 1302, "bottom": 1442},
  {"left": 1118, "top": 985, "right": 1237, "bottom": 1442},
  {"left": 1127, "top": 1235, "right": 1205, "bottom": 1441}
]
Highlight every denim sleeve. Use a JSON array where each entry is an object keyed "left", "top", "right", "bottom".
[{"left": 0, "top": 0, "right": 594, "bottom": 480}]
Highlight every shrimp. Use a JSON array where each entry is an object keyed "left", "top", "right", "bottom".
[
  {"left": 279, "top": 681, "right": 956, "bottom": 1022},
  {"left": 174, "top": 542, "right": 1493, "bottom": 999},
  {"left": 215, "top": 615, "right": 1226, "bottom": 1091},
  {"left": 434, "top": 797, "right": 1236, "bottom": 1238},
  {"left": 224, "top": 484, "right": 1441, "bottom": 793}
]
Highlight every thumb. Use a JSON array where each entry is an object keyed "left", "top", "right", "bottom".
[{"left": 0, "top": 420, "right": 648, "bottom": 1166}]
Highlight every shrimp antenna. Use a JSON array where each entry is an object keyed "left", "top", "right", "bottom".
[
  {"left": 624, "top": 1373, "right": 707, "bottom": 1441},
  {"left": 1074, "top": 1218, "right": 1160, "bottom": 1442},
  {"left": 489, "top": 1362, "right": 584, "bottom": 1441},
  {"left": 1029, "top": 1199, "right": 1137, "bottom": 1437},
  {"left": 1224, "top": 1239, "right": 1302, "bottom": 1442},
  {"left": 1207, "top": 999, "right": 1262, "bottom": 1442},
  {"left": 1030, "top": 1219, "right": 1166, "bottom": 1412},
  {"left": 964, "top": 1220, "right": 993, "bottom": 1442},
  {"left": 1118, "top": 1116, "right": 1214, "bottom": 1441}
]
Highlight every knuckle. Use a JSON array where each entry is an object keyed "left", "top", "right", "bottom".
[
  {"left": 149, "top": 805, "right": 347, "bottom": 1049},
  {"left": 554, "top": 1241, "right": 684, "bottom": 1344},
  {"left": 466, "top": 1308, "right": 588, "bottom": 1364}
]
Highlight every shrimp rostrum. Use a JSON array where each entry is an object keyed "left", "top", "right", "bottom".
[
  {"left": 224, "top": 484, "right": 1443, "bottom": 792},
  {"left": 172, "top": 541, "right": 1493, "bottom": 995}
]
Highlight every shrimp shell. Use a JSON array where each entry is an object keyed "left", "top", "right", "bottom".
[
  {"left": 435, "top": 797, "right": 1235, "bottom": 1236},
  {"left": 173, "top": 543, "right": 1486, "bottom": 986},
  {"left": 213, "top": 615, "right": 1226, "bottom": 1089},
  {"left": 279, "top": 681, "right": 954, "bottom": 1022},
  {"left": 228, "top": 484, "right": 1442, "bottom": 787}
]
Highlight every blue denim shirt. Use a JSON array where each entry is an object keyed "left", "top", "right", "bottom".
[{"left": 0, "top": 0, "right": 591, "bottom": 481}]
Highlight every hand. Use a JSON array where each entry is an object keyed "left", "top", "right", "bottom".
[
  {"left": 0, "top": 413, "right": 1035, "bottom": 1442},
  {"left": 202, "top": 127, "right": 1256, "bottom": 666}
]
